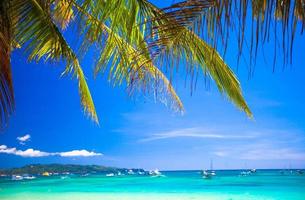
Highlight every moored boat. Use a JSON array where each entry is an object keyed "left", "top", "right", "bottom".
[
  {"left": 149, "top": 169, "right": 163, "bottom": 177},
  {"left": 202, "top": 170, "right": 213, "bottom": 179},
  {"left": 23, "top": 175, "right": 36, "bottom": 180},
  {"left": 106, "top": 173, "right": 115, "bottom": 177},
  {"left": 202, "top": 159, "right": 216, "bottom": 179},
  {"left": 11, "top": 175, "right": 23, "bottom": 181}
]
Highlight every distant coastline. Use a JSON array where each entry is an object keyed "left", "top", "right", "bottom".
[
  {"left": 1, "top": 164, "right": 304, "bottom": 177},
  {"left": 0, "top": 164, "right": 145, "bottom": 176}
]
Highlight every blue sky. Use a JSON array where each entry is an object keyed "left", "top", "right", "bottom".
[{"left": 0, "top": 1, "right": 305, "bottom": 170}]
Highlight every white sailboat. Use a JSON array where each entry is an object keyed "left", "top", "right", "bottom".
[
  {"left": 11, "top": 175, "right": 23, "bottom": 180},
  {"left": 149, "top": 169, "right": 163, "bottom": 177},
  {"left": 202, "top": 159, "right": 216, "bottom": 179}
]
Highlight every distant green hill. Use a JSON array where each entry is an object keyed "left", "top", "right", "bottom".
[{"left": 0, "top": 164, "right": 145, "bottom": 175}]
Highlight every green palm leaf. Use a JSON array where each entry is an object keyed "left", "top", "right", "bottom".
[
  {"left": 2, "top": 0, "right": 267, "bottom": 128},
  {"left": 12, "top": 0, "right": 98, "bottom": 123},
  {"left": 0, "top": 1, "right": 15, "bottom": 129},
  {"left": 52, "top": 0, "right": 74, "bottom": 30},
  {"left": 73, "top": 0, "right": 184, "bottom": 111},
  {"left": 136, "top": 0, "right": 252, "bottom": 117}
]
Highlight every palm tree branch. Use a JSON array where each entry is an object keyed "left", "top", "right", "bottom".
[
  {"left": 136, "top": 0, "right": 252, "bottom": 117},
  {"left": 0, "top": 0, "right": 15, "bottom": 129},
  {"left": 12, "top": 0, "right": 98, "bottom": 123},
  {"left": 72, "top": 0, "right": 184, "bottom": 112}
]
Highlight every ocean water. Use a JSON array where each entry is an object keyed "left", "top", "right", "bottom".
[{"left": 0, "top": 170, "right": 304, "bottom": 200}]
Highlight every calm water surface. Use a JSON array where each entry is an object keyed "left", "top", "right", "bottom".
[{"left": 0, "top": 170, "right": 304, "bottom": 200}]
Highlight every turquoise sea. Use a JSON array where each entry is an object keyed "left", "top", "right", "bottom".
[{"left": 0, "top": 170, "right": 304, "bottom": 200}]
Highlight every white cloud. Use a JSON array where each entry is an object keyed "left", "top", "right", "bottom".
[
  {"left": 0, "top": 145, "right": 50, "bottom": 157},
  {"left": 138, "top": 127, "right": 255, "bottom": 142},
  {"left": 0, "top": 145, "right": 102, "bottom": 158},
  {"left": 59, "top": 150, "right": 102, "bottom": 157},
  {"left": 17, "top": 134, "right": 31, "bottom": 145},
  {"left": 15, "top": 149, "right": 51, "bottom": 157}
]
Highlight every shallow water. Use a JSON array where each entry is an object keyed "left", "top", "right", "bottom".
[{"left": 0, "top": 170, "right": 304, "bottom": 200}]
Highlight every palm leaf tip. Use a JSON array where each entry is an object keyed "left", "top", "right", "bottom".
[
  {"left": 206, "top": 47, "right": 253, "bottom": 118},
  {"left": 244, "top": 105, "right": 253, "bottom": 119},
  {"left": 137, "top": 0, "right": 252, "bottom": 118},
  {"left": 151, "top": 69, "right": 184, "bottom": 113},
  {"left": 13, "top": 0, "right": 99, "bottom": 124},
  {"left": 185, "top": 34, "right": 252, "bottom": 118},
  {"left": 75, "top": 65, "right": 99, "bottom": 124}
]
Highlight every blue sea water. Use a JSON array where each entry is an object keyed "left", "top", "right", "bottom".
[{"left": 0, "top": 170, "right": 304, "bottom": 200}]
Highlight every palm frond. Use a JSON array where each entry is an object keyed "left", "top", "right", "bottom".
[
  {"left": 160, "top": 0, "right": 305, "bottom": 67},
  {"left": 12, "top": 0, "right": 98, "bottom": 123},
  {"left": 135, "top": 0, "right": 252, "bottom": 117},
  {"left": 0, "top": 0, "right": 15, "bottom": 129},
  {"left": 52, "top": 0, "right": 74, "bottom": 30},
  {"left": 72, "top": 0, "right": 184, "bottom": 112},
  {"left": 2, "top": 0, "right": 262, "bottom": 128},
  {"left": 99, "top": 25, "right": 184, "bottom": 112},
  {"left": 73, "top": 0, "right": 250, "bottom": 116}
]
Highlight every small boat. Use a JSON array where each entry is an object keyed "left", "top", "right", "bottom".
[
  {"left": 12, "top": 175, "right": 23, "bottom": 181},
  {"left": 23, "top": 175, "right": 36, "bottom": 180},
  {"left": 250, "top": 169, "right": 257, "bottom": 173},
  {"left": 202, "top": 159, "right": 216, "bottom": 179},
  {"left": 149, "top": 169, "right": 163, "bottom": 177},
  {"left": 106, "top": 173, "right": 115, "bottom": 177},
  {"left": 202, "top": 170, "right": 213, "bottom": 179},
  {"left": 138, "top": 171, "right": 145, "bottom": 175},
  {"left": 42, "top": 172, "right": 50, "bottom": 176}
]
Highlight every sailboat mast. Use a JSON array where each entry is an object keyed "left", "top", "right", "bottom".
[{"left": 210, "top": 159, "right": 213, "bottom": 171}]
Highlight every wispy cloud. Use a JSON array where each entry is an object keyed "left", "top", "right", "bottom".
[
  {"left": 0, "top": 145, "right": 102, "bottom": 158},
  {"left": 138, "top": 127, "right": 256, "bottom": 142},
  {"left": 138, "top": 126, "right": 305, "bottom": 162},
  {"left": 210, "top": 141, "right": 305, "bottom": 161},
  {"left": 240, "top": 147, "right": 305, "bottom": 160},
  {"left": 17, "top": 134, "right": 31, "bottom": 145}
]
